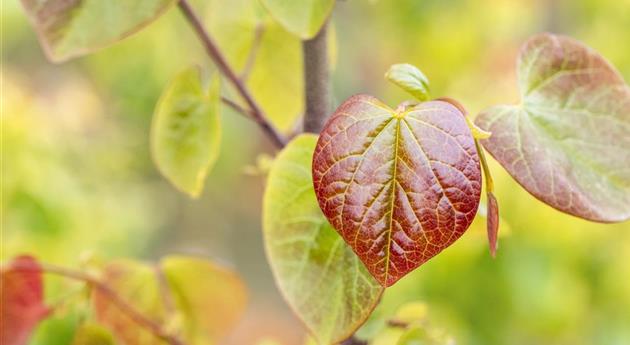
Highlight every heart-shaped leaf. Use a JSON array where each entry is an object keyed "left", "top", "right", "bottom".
[
  {"left": 151, "top": 67, "right": 221, "bottom": 198},
  {"left": 475, "top": 33, "right": 630, "bottom": 222},
  {"left": 263, "top": 134, "right": 383, "bottom": 344},
  {"left": 259, "top": 0, "right": 335, "bottom": 39},
  {"left": 385, "top": 64, "right": 430, "bottom": 101},
  {"left": 1, "top": 256, "right": 50, "bottom": 345},
  {"left": 20, "top": 0, "right": 177, "bottom": 62},
  {"left": 312, "top": 95, "right": 482, "bottom": 286}
]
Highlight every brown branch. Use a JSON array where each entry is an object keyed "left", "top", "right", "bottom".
[
  {"left": 302, "top": 21, "right": 331, "bottom": 133},
  {"left": 177, "top": 0, "right": 287, "bottom": 148},
  {"left": 11, "top": 262, "right": 185, "bottom": 345}
]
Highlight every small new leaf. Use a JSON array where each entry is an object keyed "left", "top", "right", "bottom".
[
  {"left": 385, "top": 64, "right": 431, "bottom": 101},
  {"left": 151, "top": 67, "right": 221, "bottom": 198},
  {"left": 1, "top": 256, "right": 50, "bottom": 345},
  {"left": 20, "top": 0, "right": 177, "bottom": 62},
  {"left": 263, "top": 134, "right": 383, "bottom": 344},
  {"left": 313, "top": 95, "right": 482, "bottom": 286},
  {"left": 476, "top": 33, "right": 630, "bottom": 222}
]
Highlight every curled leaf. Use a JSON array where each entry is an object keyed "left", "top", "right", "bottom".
[
  {"left": 385, "top": 64, "right": 431, "bottom": 101},
  {"left": 486, "top": 192, "right": 500, "bottom": 258},
  {"left": 263, "top": 134, "right": 383, "bottom": 344},
  {"left": 476, "top": 33, "right": 630, "bottom": 222},
  {"left": 313, "top": 95, "right": 482, "bottom": 286},
  {"left": 20, "top": 0, "right": 177, "bottom": 62},
  {"left": 151, "top": 67, "right": 221, "bottom": 198},
  {"left": 0, "top": 256, "right": 50, "bottom": 345}
]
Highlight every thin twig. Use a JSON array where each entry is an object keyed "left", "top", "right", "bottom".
[
  {"left": 177, "top": 0, "right": 287, "bottom": 148},
  {"left": 10, "top": 262, "right": 185, "bottom": 345},
  {"left": 221, "top": 96, "right": 255, "bottom": 118}
]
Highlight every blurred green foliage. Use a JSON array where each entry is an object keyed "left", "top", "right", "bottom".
[{"left": 2, "top": 0, "right": 630, "bottom": 344}]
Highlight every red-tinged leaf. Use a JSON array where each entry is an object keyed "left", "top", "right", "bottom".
[
  {"left": 487, "top": 192, "right": 500, "bottom": 258},
  {"left": 1, "top": 256, "right": 50, "bottom": 345},
  {"left": 476, "top": 33, "right": 630, "bottom": 222},
  {"left": 312, "top": 95, "right": 482, "bottom": 286}
]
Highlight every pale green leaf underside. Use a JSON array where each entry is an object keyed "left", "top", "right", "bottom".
[
  {"left": 20, "top": 0, "right": 176, "bottom": 62},
  {"left": 385, "top": 63, "right": 430, "bottom": 101},
  {"left": 151, "top": 67, "right": 221, "bottom": 198},
  {"left": 476, "top": 33, "right": 630, "bottom": 222},
  {"left": 259, "top": 0, "right": 335, "bottom": 39},
  {"left": 263, "top": 134, "right": 383, "bottom": 345}
]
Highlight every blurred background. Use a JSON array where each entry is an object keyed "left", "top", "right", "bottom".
[{"left": 2, "top": 0, "right": 630, "bottom": 344}]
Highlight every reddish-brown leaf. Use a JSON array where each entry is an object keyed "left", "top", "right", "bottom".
[
  {"left": 0, "top": 256, "right": 50, "bottom": 345},
  {"left": 312, "top": 95, "right": 482, "bottom": 286},
  {"left": 476, "top": 33, "right": 630, "bottom": 222},
  {"left": 486, "top": 192, "right": 500, "bottom": 258}
]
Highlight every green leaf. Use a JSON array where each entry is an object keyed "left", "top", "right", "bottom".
[
  {"left": 259, "top": 0, "right": 335, "bottom": 39},
  {"left": 151, "top": 67, "right": 221, "bottom": 198},
  {"left": 92, "top": 260, "right": 168, "bottom": 345},
  {"left": 385, "top": 64, "right": 431, "bottom": 101},
  {"left": 71, "top": 323, "right": 115, "bottom": 345},
  {"left": 19, "top": 0, "right": 177, "bottom": 62},
  {"left": 263, "top": 134, "right": 384, "bottom": 345},
  {"left": 312, "top": 95, "right": 482, "bottom": 286},
  {"left": 475, "top": 33, "right": 630, "bottom": 222},
  {"left": 161, "top": 255, "right": 248, "bottom": 344}
]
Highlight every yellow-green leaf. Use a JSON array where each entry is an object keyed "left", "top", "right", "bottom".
[
  {"left": 259, "top": 0, "right": 335, "bottom": 39},
  {"left": 161, "top": 255, "right": 248, "bottom": 344},
  {"left": 385, "top": 64, "right": 431, "bottom": 101},
  {"left": 151, "top": 67, "right": 221, "bottom": 198},
  {"left": 263, "top": 134, "right": 384, "bottom": 345},
  {"left": 20, "top": 0, "right": 177, "bottom": 62}
]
